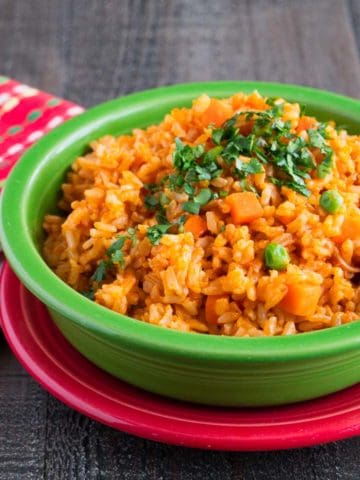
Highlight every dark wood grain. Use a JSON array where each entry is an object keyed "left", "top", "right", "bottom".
[{"left": 1, "top": 0, "right": 360, "bottom": 478}]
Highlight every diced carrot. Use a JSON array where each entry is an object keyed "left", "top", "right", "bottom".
[
  {"left": 332, "top": 215, "right": 360, "bottom": 244},
  {"left": 225, "top": 192, "right": 263, "bottom": 224},
  {"left": 205, "top": 295, "right": 227, "bottom": 324},
  {"left": 184, "top": 215, "right": 208, "bottom": 236},
  {"left": 201, "top": 98, "right": 233, "bottom": 128},
  {"left": 279, "top": 284, "right": 322, "bottom": 317},
  {"left": 276, "top": 213, "right": 295, "bottom": 225},
  {"left": 296, "top": 116, "right": 317, "bottom": 133},
  {"left": 239, "top": 119, "right": 254, "bottom": 136}
]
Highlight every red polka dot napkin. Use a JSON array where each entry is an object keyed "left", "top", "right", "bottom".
[{"left": 0, "top": 75, "right": 84, "bottom": 187}]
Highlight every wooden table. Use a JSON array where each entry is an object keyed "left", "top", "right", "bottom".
[{"left": 1, "top": 0, "right": 360, "bottom": 478}]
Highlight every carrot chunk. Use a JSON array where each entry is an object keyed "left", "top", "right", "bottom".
[
  {"left": 205, "top": 295, "right": 227, "bottom": 324},
  {"left": 184, "top": 215, "right": 208, "bottom": 237},
  {"left": 225, "top": 192, "right": 263, "bottom": 224},
  {"left": 201, "top": 98, "right": 233, "bottom": 128},
  {"left": 333, "top": 215, "right": 360, "bottom": 244},
  {"left": 279, "top": 284, "right": 322, "bottom": 317},
  {"left": 296, "top": 116, "right": 317, "bottom": 133}
]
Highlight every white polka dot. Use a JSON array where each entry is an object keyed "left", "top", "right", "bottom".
[
  {"left": 12, "top": 84, "right": 37, "bottom": 97},
  {"left": 47, "top": 116, "right": 64, "bottom": 129},
  {"left": 7, "top": 143, "right": 24, "bottom": 156},
  {"left": 66, "top": 106, "right": 84, "bottom": 116},
  {"left": 0, "top": 93, "right": 10, "bottom": 105},
  {"left": 27, "top": 130, "right": 44, "bottom": 143},
  {"left": 13, "top": 84, "right": 27, "bottom": 94}
]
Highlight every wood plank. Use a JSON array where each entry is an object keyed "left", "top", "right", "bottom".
[
  {"left": 0, "top": 375, "right": 47, "bottom": 479},
  {"left": 348, "top": 0, "right": 360, "bottom": 55},
  {"left": 0, "top": 0, "right": 68, "bottom": 97},
  {"left": 1, "top": 0, "right": 359, "bottom": 106}
]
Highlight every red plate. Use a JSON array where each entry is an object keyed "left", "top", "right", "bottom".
[{"left": 1, "top": 261, "right": 360, "bottom": 451}]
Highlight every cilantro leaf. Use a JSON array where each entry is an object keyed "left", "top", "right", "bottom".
[
  {"left": 173, "top": 138, "right": 204, "bottom": 171},
  {"left": 317, "top": 150, "right": 333, "bottom": 178},
  {"left": 144, "top": 194, "right": 159, "bottom": 209},
  {"left": 91, "top": 260, "right": 111, "bottom": 282},
  {"left": 239, "top": 179, "right": 258, "bottom": 194},
  {"left": 212, "top": 128, "right": 224, "bottom": 145},
  {"left": 269, "top": 177, "right": 310, "bottom": 197},
  {"left": 182, "top": 201, "right": 201, "bottom": 214},
  {"left": 308, "top": 129, "right": 326, "bottom": 149},
  {"left": 127, "top": 227, "right": 137, "bottom": 245},
  {"left": 82, "top": 289, "right": 95, "bottom": 300},
  {"left": 106, "top": 236, "right": 127, "bottom": 257},
  {"left": 147, "top": 223, "right": 172, "bottom": 245},
  {"left": 174, "top": 214, "right": 187, "bottom": 232},
  {"left": 156, "top": 207, "right": 168, "bottom": 224},
  {"left": 159, "top": 193, "right": 170, "bottom": 206},
  {"left": 234, "top": 158, "right": 263, "bottom": 178},
  {"left": 144, "top": 183, "right": 159, "bottom": 193},
  {"left": 184, "top": 182, "right": 195, "bottom": 196},
  {"left": 219, "top": 190, "right": 228, "bottom": 198},
  {"left": 203, "top": 146, "right": 224, "bottom": 163},
  {"left": 111, "top": 249, "right": 125, "bottom": 267},
  {"left": 194, "top": 188, "right": 212, "bottom": 206}
]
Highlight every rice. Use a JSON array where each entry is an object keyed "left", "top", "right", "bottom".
[{"left": 43, "top": 91, "right": 360, "bottom": 336}]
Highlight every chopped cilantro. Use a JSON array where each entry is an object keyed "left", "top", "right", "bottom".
[
  {"left": 90, "top": 230, "right": 138, "bottom": 289},
  {"left": 127, "top": 227, "right": 137, "bottom": 245},
  {"left": 82, "top": 288, "right": 95, "bottom": 300},
  {"left": 144, "top": 194, "right": 159, "bottom": 208},
  {"left": 308, "top": 129, "right": 326, "bottom": 148},
  {"left": 194, "top": 188, "right": 212, "bottom": 206},
  {"left": 175, "top": 214, "right": 187, "bottom": 226},
  {"left": 269, "top": 177, "right": 311, "bottom": 197},
  {"left": 184, "top": 182, "right": 195, "bottom": 196},
  {"left": 106, "top": 235, "right": 127, "bottom": 256},
  {"left": 144, "top": 183, "right": 159, "bottom": 192},
  {"left": 91, "top": 260, "right": 111, "bottom": 283},
  {"left": 194, "top": 164, "right": 212, "bottom": 180},
  {"left": 239, "top": 179, "right": 258, "bottom": 194},
  {"left": 166, "top": 173, "right": 185, "bottom": 190},
  {"left": 110, "top": 249, "right": 126, "bottom": 267},
  {"left": 211, "top": 128, "right": 224, "bottom": 145},
  {"left": 173, "top": 138, "right": 204, "bottom": 172},
  {"left": 203, "top": 145, "right": 224, "bottom": 163},
  {"left": 174, "top": 214, "right": 187, "bottom": 233},
  {"left": 159, "top": 193, "right": 170, "bottom": 206},
  {"left": 211, "top": 116, "right": 238, "bottom": 145},
  {"left": 147, "top": 223, "right": 172, "bottom": 245},
  {"left": 182, "top": 201, "right": 201, "bottom": 214},
  {"left": 234, "top": 158, "right": 263, "bottom": 178},
  {"left": 215, "top": 108, "right": 334, "bottom": 197},
  {"left": 317, "top": 149, "right": 333, "bottom": 178},
  {"left": 221, "top": 134, "right": 255, "bottom": 165}
]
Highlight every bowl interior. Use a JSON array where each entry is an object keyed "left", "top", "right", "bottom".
[{"left": 2, "top": 81, "right": 360, "bottom": 363}]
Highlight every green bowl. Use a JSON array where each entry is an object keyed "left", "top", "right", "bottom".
[{"left": 1, "top": 81, "right": 360, "bottom": 407}]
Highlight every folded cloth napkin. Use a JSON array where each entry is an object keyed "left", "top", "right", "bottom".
[
  {"left": 0, "top": 75, "right": 84, "bottom": 268},
  {"left": 0, "top": 75, "right": 84, "bottom": 187},
  {"left": 0, "top": 77, "right": 84, "bottom": 328}
]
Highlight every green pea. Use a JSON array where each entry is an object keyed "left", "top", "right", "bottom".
[
  {"left": 320, "top": 190, "right": 343, "bottom": 214},
  {"left": 264, "top": 243, "right": 290, "bottom": 271}
]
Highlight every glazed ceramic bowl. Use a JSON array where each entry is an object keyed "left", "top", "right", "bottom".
[{"left": 1, "top": 82, "right": 360, "bottom": 407}]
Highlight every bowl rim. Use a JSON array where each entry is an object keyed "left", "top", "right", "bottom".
[{"left": 2, "top": 80, "right": 360, "bottom": 363}]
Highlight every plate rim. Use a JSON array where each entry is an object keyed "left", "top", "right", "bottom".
[{"left": 1, "top": 261, "right": 360, "bottom": 451}]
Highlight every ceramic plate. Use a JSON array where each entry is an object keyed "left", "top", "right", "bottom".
[{"left": 1, "top": 261, "right": 360, "bottom": 450}]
